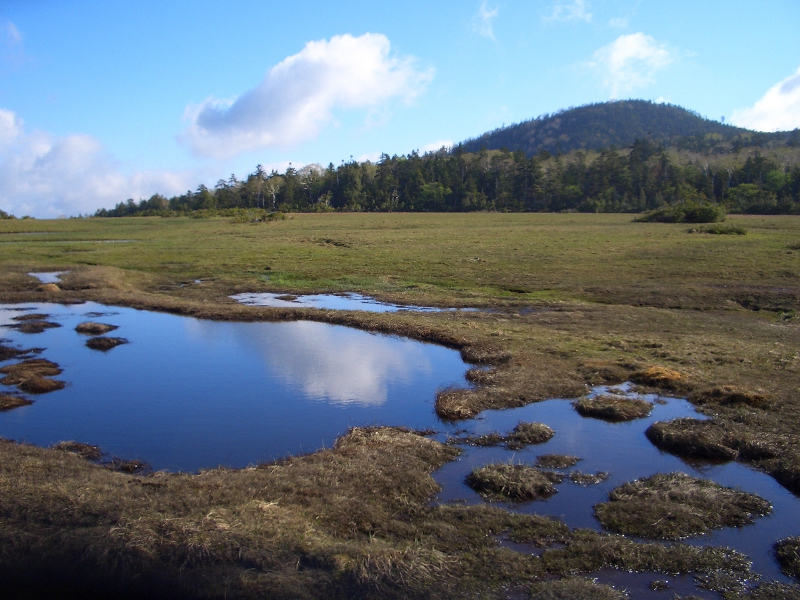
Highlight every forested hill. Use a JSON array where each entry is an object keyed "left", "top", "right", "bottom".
[{"left": 459, "top": 100, "right": 784, "bottom": 156}]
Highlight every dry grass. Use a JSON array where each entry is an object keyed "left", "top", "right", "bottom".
[
  {"left": 75, "top": 322, "right": 119, "bottom": 335},
  {"left": 528, "top": 577, "right": 626, "bottom": 599},
  {"left": 691, "top": 385, "right": 771, "bottom": 409},
  {"left": 630, "top": 366, "right": 691, "bottom": 391},
  {"left": 53, "top": 441, "right": 103, "bottom": 461},
  {"left": 646, "top": 418, "right": 784, "bottom": 463},
  {"left": 86, "top": 337, "right": 128, "bottom": 351},
  {"left": 568, "top": 471, "right": 610, "bottom": 485},
  {"left": 11, "top": 313, "right": 51, "bottom": 321},
  {"left": 535, "top": 455, "right": 580, "bottom": 469},
  {"left": 574, "top": 395, "right": 653, "bottom": 421},
  {"left": 0, "top": 358, "right": 65, "bottom": 394},
  {"left": 5, "top": 320, "right": 61, "bottom": 334},
  {"left": 0, "top": 393, "right": 32, "bottom": 411},
  {"left": 451, "top": 422, "right": 555, "bottom": 450},
  {"left": 466, "top": 464, "right": 564, "bottom": 502},
  {"left": 775, "top": 537, "right": 800, "bottom": 581},
  {"left": 594, "top": 472, "right": 772, "bottom": 539}
]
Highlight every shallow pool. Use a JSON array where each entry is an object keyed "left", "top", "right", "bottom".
[{"left": 0, "top": 302, "right": 468, "bottom": 472}]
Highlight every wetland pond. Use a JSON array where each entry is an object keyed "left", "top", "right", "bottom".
[
  {"left": 230, "top": 291, "right": 479, "bottom": 312},
  {"left": 1, "top": 301, "right": 799, "bottom": 595}
]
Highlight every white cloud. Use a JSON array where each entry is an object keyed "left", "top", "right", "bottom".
[
  {"left": 589, "top": 33, "right": 672, "bottom": 98},
  {"left": 545, "top": 0, "right": 592, "bottom": 23},
  {"left": 184, "top": 33, "right": 432, "bottom": 159},
  {"left": 473, "top": 1, "right": 499, "bottom": 40},
  {"left": 356, "top": 151, "right": 382, "bottom": 163},
  {"left": 0, "top": 108, "right": 195, "bottom": 218},
  {"left": 730, "top": 66, "right": 800, "bottom": 132},
  {"left": 609, "top": 17, "right": 628, "bottom": 28},
  {"left": 2, "top": 20, "right": 27, "bottom": 69},
  {"left": 2, "top": 21, "right": 22, "bottom": 46},
  {"left": 420, "top": 140, "right": 453, "bottom": 153}
]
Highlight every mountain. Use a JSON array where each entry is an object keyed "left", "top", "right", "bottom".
[{"left": 458, "top": 100, "right": 789, "bottom": 156}]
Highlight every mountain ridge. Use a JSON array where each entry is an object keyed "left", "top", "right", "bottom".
[{"left": 458, "top": 100, "right": 791, "bottom": 156}]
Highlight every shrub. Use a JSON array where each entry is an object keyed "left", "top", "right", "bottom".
[{"left": 634, "top": 201, "right": 726, "bottom": 224}]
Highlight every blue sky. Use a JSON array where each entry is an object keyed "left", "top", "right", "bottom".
[{"left": 1, "top": 0, "right": 799, "bottom": 217}]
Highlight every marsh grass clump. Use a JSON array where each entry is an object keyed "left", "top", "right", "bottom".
[
  {"left": 536, "top": 454, "right": 580, "bottom": 469},
  {"left": 53, "top": 441, "right": 102, "bottom": 461},
  {"left": 0, "top": 359, "right": 65, "bottom": 394},
  {"left": 435, "top": 387, "right": 476, "bottom": 420},
  {"left": 645, "top": 418, "right": 779, "bottom": 462},
  {"left": 105, "top": 457, "right": 151, "bottom": 474},
  {"left": 275, "top": 294, "right": 299, "bottom": 302},
  {"left": 452, "top": 422, "right": 555, "bottom": 450},
  {"left": 631, "top": 366, "right": 690, "bottom": 391},
  {"left": 569, "top": 471, "right": 610, "bottom": 485},
  {"left": 528, "top": 577, "right": 626, "bottom": 599},
  {"left": 466, "top": 463, "right": 563, "bottom": 501},
  {"left": 574, "top": 394, "right": 653, "bottom": 421},
  {"left": 75, "top": 322, "right": 119, "bottom": 335},
  {"left": 692, "top": 385, "right": 770, "bottom": 410},
  {"left": 37, "top": 283, "right": 60, "bottom": 292},
  {"left": 775, "top": 537, "right": 800, "bottom": 580},
  {"left": 0, "top": 343, "right": 36, "bottom": 362},
  {"left": 6, "top": 320, "right": 61, "bottom": 334},
  {"left": 11, "top": 313, "right": 51, "bottom": 322},
  {"left": 86, "top": 336, "right": 129, "bottom": 351},
  {"left": 0, "top": 394, "right": 32, "bottom": 411},
  {"left": 594, "top": 472, "right": 772, "bottom": 539}
]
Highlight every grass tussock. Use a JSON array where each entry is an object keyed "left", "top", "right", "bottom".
[
  {"left": 466, "top": 463, "right": 564, "bottom": 501},
  {"left": 75, "top": 321, "right": 119, "bottom": 335},
  {"left": 691, "top": 385, "right": 771, "bottom": 409},
  {"left": 53, "top": 441, "right": 103, "bottom": 461},
  {"left": 535, "top": 455, "right": 580, "bottom": 469},
  {"left": 0, "top": 358, "right": 65, "bottom": 394},
  {"left": 36, "top": 283, "right": 61, "bottom": 292},
  {"left": 568, "top": 471, "right": 610, "bottom": 485},
  {"left": 775, "top": 537, "right": 800, "bottom": 581},
  {"left": 630, "top": 366, "right": 691, "bottom": 391},
  {"left": 11, "top": 312, "right": 51, "bottom": 321},
  {"left": 0, "top": 393, "right": 32, "bottom": 411},
  {"left": 5, "top": 320, "right": 61, "bottom": 334},
  {"left": 0, "top": 343, "right": 30, "bottom": 362},
  {"left": 645, "top": 418, "right": 781, "bottom": 462},
  {"left": 574, "top": 394, "right": 653, "bottom": 421},
  {"left": 452, "top": 422, "right": 555, "bottom": 450},
  {"left": 529, "top": 577, "right": 626, "bottom": 599},
  {"left": 86, "top": 336, "right": 129, "bottom": 351},
  {"left": 594, "top": 472, "right": 772, "bottom": 539}
]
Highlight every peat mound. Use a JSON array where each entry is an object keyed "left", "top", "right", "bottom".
[
  {"left": 451, "top": 422, "right": 555, "bottom": 450},
  {"left": 574, "top": 395, "right": 653, "bottom": 421},
  {"left": 86, "top": 337, "right": 129, "bottom": 351},
  {"left": 466, "top": 463, "right": 563, "bottom": 501},
  {"left": 75, "top": 322, "right": 119, "bottom": 336}
]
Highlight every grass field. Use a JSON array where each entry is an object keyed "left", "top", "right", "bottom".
[{"left": 1, "top": 213, "right": 799, "bottom": 598}]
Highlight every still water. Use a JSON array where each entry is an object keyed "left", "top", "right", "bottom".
[
  {"left": 230, "top": 291, "right": 478, "bottom": 313},
  {"left": 432, "top": 384, "right": 800, "bottom": 585},
  {"left": 0, "top": 302, "right": 468, "bottom": 472}
]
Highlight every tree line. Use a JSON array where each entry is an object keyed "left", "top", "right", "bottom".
[{"left": 95, "top": 139, "right": 800, "bottom": 217}]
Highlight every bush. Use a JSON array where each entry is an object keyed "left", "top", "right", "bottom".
[{"left": 634, "top": 201, "right": 726, "bottom": 224}]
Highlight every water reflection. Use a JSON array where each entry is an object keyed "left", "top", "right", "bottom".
[
  {"left": 230, "top": 291, "right": 477, "bottom": 313},
  {"left": 185, "top": 319, "right": 433, "bottom": 406},
  {"left": 0, "top": 302, "right": 467, "bottom": 472},
  {"left": 28, "top": 272, "right": 67, "bottom": 284}
]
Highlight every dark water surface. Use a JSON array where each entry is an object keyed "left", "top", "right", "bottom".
[
  {"left": 431, "top": 384, "right": 800, "bottom": 586},
  {"left": 0, "top": 302, "right": 467, "bottom": 472}
]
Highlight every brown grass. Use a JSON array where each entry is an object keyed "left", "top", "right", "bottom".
[
  {"left": 0, "top": 359, "right": 65, "bottom": 394},
  {"left": 451, "top": 422, "right": 555, "bottom": 450},
  {"left": 86, "top": 336, "right": 128, "bottom": 351},
  {"left": 630, "top": 366, "right": 691, "bottom": 391},
  {"left": 594, "top": 472, "right": 772, "bottom": 539},
  {"left": 568, "top": 471, "right": 610, "bottom": 485},
  {"left": 691, "top": 385, "right": 771, "bottom": 410},
  {"left": 535, "top": 455, "right": 580, "bottom": 469},
  {"left": 466, "top": 464, "right": 564, "bottom": 502},
  {"left": 53, "top": 441, "right": 103, "bottom": 461},
  {"left": 75, "top": 322, "right": 119, "bottom": 335},
  {"left": 0, "top": 393, "right": 33, "bottom": 411},
  {"left": 574, "top": 395, "right": 653, "bottom": 421},
  {"left": 6, "top": 320, "right": 61, "bottom": 334},
  {"left": 528, "top": 577, "right": 626, "bottom": 599},
  {"left": 37, "top": 283, "right": 60, "bottom": 292},
  {"left": 775, "top": 537, "right": 800, "bottom": 581},
  {"left": 11, "top": 313, "right": 51, "bottom": 321}
]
